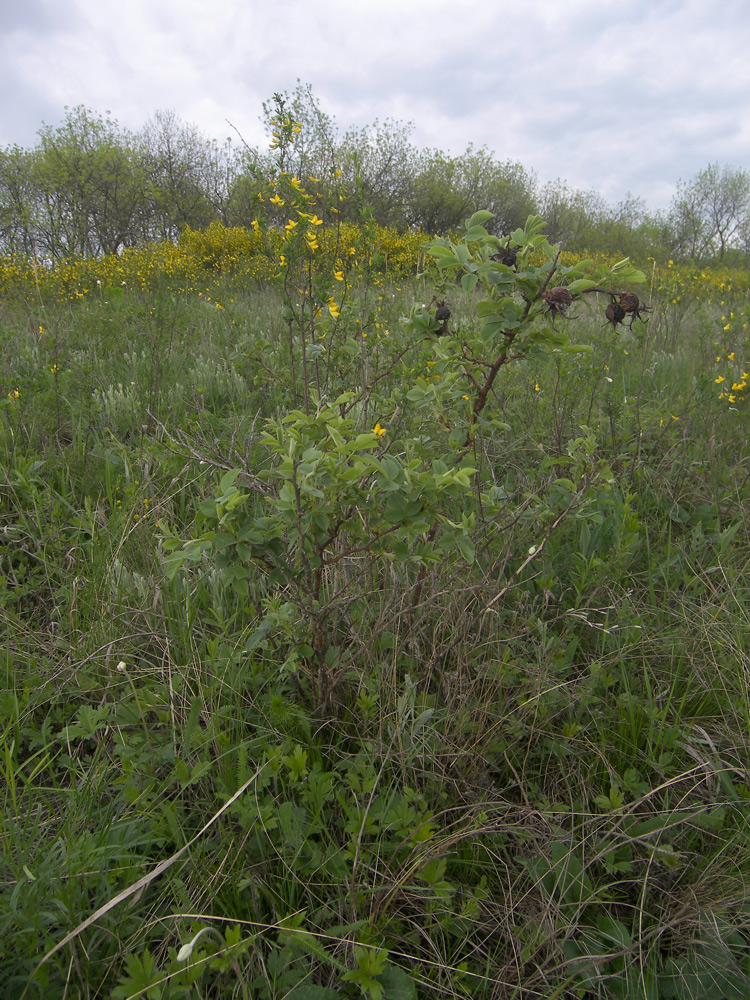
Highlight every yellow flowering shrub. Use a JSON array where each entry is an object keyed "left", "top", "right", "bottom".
[{"left": 0, "top": 221, "right": 429, "bottom": 301}]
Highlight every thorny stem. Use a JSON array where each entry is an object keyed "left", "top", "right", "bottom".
[{"left": 459, "top": 252, "right": 562, "bottom": 450}]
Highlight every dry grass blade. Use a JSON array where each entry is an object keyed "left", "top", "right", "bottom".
[{"left": 20, "top": 764, "right": 268, "bottom": 998}]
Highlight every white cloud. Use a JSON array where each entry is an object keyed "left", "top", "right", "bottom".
[{"left": 1, "top": 0, "right": 749, "bottom": 210}]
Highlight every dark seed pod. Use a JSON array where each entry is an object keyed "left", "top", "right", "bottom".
[
  {"left": 434, "top": 301, "right": 451, "bottom": 323},
  {"left": 618, "top": 292, "right": 640, "bottom": 313},
  {"left": 605, "top": 300, "right": 626, "bottom": 330},
  {"left": 434, "top": 300, "right": 451, "bottom": 335},
  {"left": 490, "top": 244, "right": 520, "bottom": 268},
  {"left": 617, "top": 291, "right": 650, "bottom": 327},
  {"left": 542, "top": 287, "right": 573, "bottom": 316}
]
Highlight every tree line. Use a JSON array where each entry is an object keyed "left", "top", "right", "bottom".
[{"left": 1, "top": 84, "right": 749, "bottom": 264}]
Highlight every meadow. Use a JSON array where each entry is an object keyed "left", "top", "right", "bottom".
[{"left": 2, "top": 209, "right": 750, "bottom": 999}]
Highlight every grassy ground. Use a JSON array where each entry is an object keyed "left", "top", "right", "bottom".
[{"left": 2, "top": 258, "right": 750, "bottom": 998}]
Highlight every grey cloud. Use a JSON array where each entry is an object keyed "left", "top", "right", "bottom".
[
  {"left": 0, "top": 0, "right": 75, "bottom": 33},
  {"left": 1, "top": 0, "right": 749, "bottom": 213}
]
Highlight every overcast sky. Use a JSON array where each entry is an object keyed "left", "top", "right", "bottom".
[{"left": 2, "top": 0, "right": 749, "bottom": 211}]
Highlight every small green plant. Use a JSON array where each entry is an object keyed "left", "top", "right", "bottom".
[{"left": 161, "top": 398, "right": 476, "bottom": 704}]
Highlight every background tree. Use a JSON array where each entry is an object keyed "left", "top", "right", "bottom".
[
  {"left": 407, "top": 148, "right": 467, "bottom": 233},
  {"left": 337, "top": 118, "right": 417, "bottom": 229},
  {"left": 537, "top": 179, "right": 607, "bottom": 247},
  {"left": 34, "top": 105, "right": 147, "bottom": 257},
  {"left": 0, "top": 144, "right": 37, "bottom": 255},
  {"left": 4, "top": 87, "right": 750, "bottom": 266},
  {"left": 480, "top": 156, "right": 538, "bottom": 237},
  {"left": 137, "top": 110, "right": 223, "bottom": 241},
  {"left": 668, "top": 162, "right": 750, "bottom": 261}
]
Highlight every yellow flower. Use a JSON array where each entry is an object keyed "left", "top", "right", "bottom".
[
  {"left": 251, "top": 219, "right": 260, "bottom": 233},
  {"left": 269, "top": 193, "right": 284, "bottom": 206},
  {"left": 373, "top": 422, "right": 386, "bottom": 438},
  {"left": 534, "top": 384, "right": 541, "bottom": 392},
  {"left": 715, "top": 375, "right": 725, "bottom": 383},
  {"left": 328, "top": 298, "right": 340, "bottom": 318},
  {"left": 334, "top": 271, "right": 344, "bottom": 281},
  {"left": 284, "top": 219, "right": 297, "bottom": 231},
  {"left": 727, "top": 352, "right": 735, "bottom": 360}
]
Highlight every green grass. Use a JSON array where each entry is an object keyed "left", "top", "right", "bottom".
[{"left": 2, "top": 264, "right": 750, "bottom": 999}]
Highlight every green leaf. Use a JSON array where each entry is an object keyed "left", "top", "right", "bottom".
[
  {"left": 111, "top": 949, "right": 162, "bottom": 999},
  {"left": 597, "top": 914, "right": 633, "bottom": 949},
  {"left": 455, "top": 533, "right": 475, "bottom": 565},
  {"left": 327, "top": 423, "right": 344, "bottom": 449},
  {"left": 376, "top": 964, "right": 417, "bottom": 1000},
  {"left": 428, "top": 245, "right": 457, "bottom": 261},
  {"left": 566, "top": 278, "right": 599, "bottom": 293},
  {"left": 343, "top": 945, "right": 389, "bottom": 1000},
  {"left": 466, "top": 210, "right": 494, "bottom": 229},
  {"left": 218, "top": 469, "right": 240, "bottom": 493}
]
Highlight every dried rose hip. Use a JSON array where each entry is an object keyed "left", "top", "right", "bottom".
[
  {"left": 490, "top": 244, "right": 520, "bottom": 268},
  {"left": 542, "top": 287, "right": 573, "bottom": 316},
  {"left": 434, "top": 300, "right": 451, "bottom": 335},
  {"left": 618, "top": 292, "right": 650, "bottom": 326},
  {"left": 605, "top": 299, "right": 626, "bottom": 330}
]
